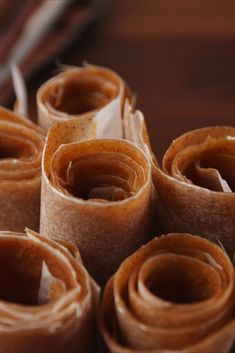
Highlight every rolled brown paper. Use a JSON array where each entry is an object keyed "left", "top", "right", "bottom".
[
  {"left": 40, "top": 113, "right": 152, "bottom": 284},
  {"left": 153, "top": 126, "right": 235, "bottom": 257},
  {"left": 37, "top": 64, "right": 130, "bottom": 131},
  {"left": 100, "top": 233, "right": 235, "bottom": 353},
  {"left": 0, "top": 106, "right": 44, "bottom": 231},
  {"left": 0, "top": 228, "right": 99, "bottom": 353}
]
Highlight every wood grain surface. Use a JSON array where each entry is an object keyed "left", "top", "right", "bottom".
[{"left": 24, "top": 0, "right": 235, "bottom": 160}]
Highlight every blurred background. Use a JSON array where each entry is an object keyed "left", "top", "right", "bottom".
[{"left": 1, "top": 0, "right": 235, "bottom": 160}]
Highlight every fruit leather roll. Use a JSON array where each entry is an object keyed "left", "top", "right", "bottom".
[
  {"left": 37, "top": 64, "right": 130, "bottom": 131},
  {"left": 100, "top": 233, "right": 235, "bottom": 353},
  {"left": 40, "top": 110, "right": 152, "bottom": 284},
  {"left": 0, "top": 228, "right": 98, "bottom": 353},
  {"left": 153, "top": 126, "right": 235, "bottom": 257},
  {"left": 0, "top": 106, "right": 44, "bottom": 231}
]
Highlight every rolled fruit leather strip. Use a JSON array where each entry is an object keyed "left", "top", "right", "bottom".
[
  {"left": 40, "top": 98, "right": 153, "bottom": 285},
  {"left": 100, "top": 233, "right": 235, "bottom": 353},
  {"left": 0, "top": 228, "right": 99, "bottom": 353},
  {"left": 37, "top": 64, "right": 131, "bottom": 131},
  {"left": 0, "top": 106, "right": 44, "bottom": 231},
  {"left": 152, "top": 127, "right": 235, "bottom": 257}
]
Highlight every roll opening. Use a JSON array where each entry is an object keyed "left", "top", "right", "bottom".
[
  {"left": 139, "top": 254, "right": 222, "bottom": 304},
  {"left": 0, "top": 238, "right": 71, "bottom": 306},
  {"left": 0, "top": 135, "right": 33, "bottom": 160},
  {"left": 47, "top": 75, "right": 118, "bottom": 115},
  {"left": 51, "top": 140, "right": 149, "bottom": 203}
]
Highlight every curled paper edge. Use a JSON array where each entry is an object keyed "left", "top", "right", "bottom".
[
  {"left": 11, "top": 63, "right": 28, "bottom": 117},
  {"left": 93, "top": 96, "right": 123, "bottom": 139},
  {"left": 38, "top": 261, "right": 66, "bottom": 305}
]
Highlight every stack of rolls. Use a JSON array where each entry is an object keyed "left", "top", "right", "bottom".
[
  {"left": 0, "top": 228, "right": 98, "bottom": 353},
  {"left": 100, "top": 233, "right": 235, "bottom": 353},
  {"left": 153, "top": 126, "right": 235, "bottom": 257},
  {"left": 0, "top": 106, "right": 44, "bottom": 231},
  {"left": 38, "top": 64, "right": 154, "bottom": 285},
  {"left": 0, "top": 63, "right": 235, "bottom": 352}
]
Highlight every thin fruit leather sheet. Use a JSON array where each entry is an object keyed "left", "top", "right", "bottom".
[
  {"left": 0, "top": 0, "right": 104, "bottom": 105},
  {"left": 153, "top": 127, "right": 235, "bottom": 258},
  {"left": 40, "top": 93, "right": 154, "bottom": 285},
  {"left": 100, "top": 233, "right": 235, "bottom": 353},
  {"left": 0, "top": 229, "right": 99, "bottom": 353},
  {"left": 0, "top": 106, "right": 44, "bottom": 232}
]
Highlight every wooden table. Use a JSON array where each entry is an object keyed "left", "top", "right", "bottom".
[{"left": 27, "top": 0, "right": 235, "bottom": 160}]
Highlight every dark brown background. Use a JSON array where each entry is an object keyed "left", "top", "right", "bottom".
[{"left": 27, "top": 0, "right": 235, "bottom": 160}]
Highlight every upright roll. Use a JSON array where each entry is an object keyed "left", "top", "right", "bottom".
[
  {"left": 153, "top": 126, "right": 235, "bottom": 256},
  {"left": 0, "top": 106, "right": 44, "bottom": 231},
  {"left": 37, "top": 64, "right": 130, "bottom": 131},
  {"left": 40, "top": 114, "right": 152, "bottom": 284},
  {"left": 38, "top": 64, "right": 156, "bottom": 284},
  {"left": 0, "top": 228, "right": 98, "bottom": 353},
  {"left": 100, "top": 233, "right": 235, "bottom": 353}
]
